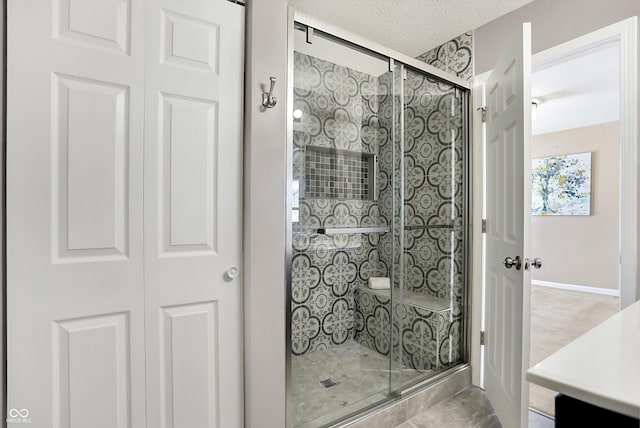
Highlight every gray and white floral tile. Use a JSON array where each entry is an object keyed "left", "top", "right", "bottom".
[
  {"left": 415, "top": 32, "right": 474, "bottom": 80},
  {"left": 291, "top": 32, "right": 469, "bottom": 367}
]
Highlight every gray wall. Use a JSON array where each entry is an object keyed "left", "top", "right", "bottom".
[
  {"left": 474, "top": 0, "right": 640, "bottom": 74},
  {"left": 244, "top": 1, "right": 288, "bottom": 427},
  {"left": 531, "top": 122, "right": 620, "bottom": 290}
]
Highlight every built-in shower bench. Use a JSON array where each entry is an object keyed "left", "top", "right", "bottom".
[
  {"left": 359, "top": 285, "right": 453, "bottom": 312},
  {"left": 354, "top": 285, "right": 462, "bottom": 371}
]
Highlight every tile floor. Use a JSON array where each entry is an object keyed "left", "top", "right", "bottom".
[
  {"left": 528, "top": 409, "right": 555, "bottom": 428},
  {"left": 292, "top": 340, "right": 429, "bottom": 427},
  {"left": 393, "top": 387, "right": 555, "bottom": 428},
  {"left": 394, "top": 387, "right": 501, "bottom": 428},
  {"left": 293, "top": 340, "right": 558, "bottom": 428}
]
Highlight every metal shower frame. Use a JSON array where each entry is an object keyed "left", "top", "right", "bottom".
[{"left": 285, "top": 8, "right": 474, "bottom": 427}]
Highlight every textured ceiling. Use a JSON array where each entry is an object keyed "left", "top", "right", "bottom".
[{"left": 288, "top": 0, "right": 536, "bottom": 57}]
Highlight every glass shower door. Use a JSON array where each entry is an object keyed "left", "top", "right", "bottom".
[
  {"left": 386, "top": 62, "right": 404, "bottom": 395},
  {"left": 399, "top": 68, "right": 467, "bottom": 386},
  {"left": 287, "top": 19, "right": 469, "bottom": 428},
  {"left": 289, "top": 25, "right": 401, "bottom": 427}
]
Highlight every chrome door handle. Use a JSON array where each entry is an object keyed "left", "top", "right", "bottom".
[
  {"left": 524, "top": 257, "right": 542, "bottom": 271},
  {"left": 504, "top": 256, "right": 522, "bottom": 270}
]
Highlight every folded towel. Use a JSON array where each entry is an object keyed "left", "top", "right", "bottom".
[{"left": 368, "top": 277, "right": 390, "bottom": 290}]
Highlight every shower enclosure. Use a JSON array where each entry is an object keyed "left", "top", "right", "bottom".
[{"left": 287, "top": 13, "right": 470, "bottom": 428}]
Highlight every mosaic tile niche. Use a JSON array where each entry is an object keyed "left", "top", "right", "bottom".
[{"left": 291, "top": 32, "right": 471, "bottom": 372}]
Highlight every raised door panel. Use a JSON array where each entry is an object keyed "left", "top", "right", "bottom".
[
  {"left": 53, "top": 313, "right": 131, "bottom": 428},
  {"left": 160, "top": 93, "right": 218, "bottom": 255},
  {"left": 53, "top": 74, "right": 130, "bottom": 260},
  {"left": 160, "top": 303, "right": 219, "bottom": 428},
  {"left": 161, "top": 9, "right": 219, "bottom": 73},
  {"left": 55, "top": 0, "right": 132, "bottom": 54}
]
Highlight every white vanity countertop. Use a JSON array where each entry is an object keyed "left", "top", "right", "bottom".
[{"left": 526, "top": 299, "right": 640, "bottom": 419}]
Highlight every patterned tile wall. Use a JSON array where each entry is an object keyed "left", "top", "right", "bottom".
[
  {"left": 376, "top": 65, "right": 465, "bottom": 303},
  {"left": 354, "top": 287, "right": 462, "bottom": 370},
  {"left": 415, "top": 32, "right": 473, "bottom": 80},
  {"left": 292, "top": 52, "right": 380, "bottom": 153},
  {"left": 356, "top": 34, "right": 470, "bottom": 366},
  {"left": 353, "top": 287, "right": 392, "bottom": 355},
  {"left": 400, "top": 31, "right": 472, "bottom": 368},
  {"left": 291, "top": 52, "right": 388, "bottom": 355},
  {"left": 402, "top": 72, "right": 464, "bottom": 303},
  {"left": 292, "top": 31, "right": 472, "bottom": 362},
  {"left": 375, "top": 70, "right": 401, "bottom": 291}
]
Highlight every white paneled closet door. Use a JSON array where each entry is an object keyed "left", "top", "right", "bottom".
[
  {"left": 7, "top": 0, "right": 245, "bottom": 427},
  {"left": 143, "top": 0, "right": 244, "bottom": 427},
  {"left": 7, "top": 0, "right": 147, "bottom": 427}
]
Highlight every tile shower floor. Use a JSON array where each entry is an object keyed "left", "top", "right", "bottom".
[{"left": 292, "top": 340, "right": 428, "bottom": 427}]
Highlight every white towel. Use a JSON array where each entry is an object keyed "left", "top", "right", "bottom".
[{"left": 368, "top": 277, "right": 390, "bottom": 290}]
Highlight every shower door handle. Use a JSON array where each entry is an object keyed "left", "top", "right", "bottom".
[{"left": 503, "top": 256, "right": 521, "bottom": 270}]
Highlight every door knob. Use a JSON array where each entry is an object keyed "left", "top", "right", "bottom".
[
  {"left": 531, "top": 258, "right": 542, "bottom": 269},
  {"left": 225, "top": 266, "right": 239, "bottom": 280},
  {"left": 504, "top": 256, "right": 522, "bottom": 270},
  {"left": 524, "top": 257, "right": 542, "bottom": 271}
]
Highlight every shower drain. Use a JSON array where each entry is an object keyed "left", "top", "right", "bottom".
[{"left": 320, "top": 378, "right": 338, "bottom": 388}]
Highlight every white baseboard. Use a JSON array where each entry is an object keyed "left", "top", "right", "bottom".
[{"left": 531, "top": 280, "right": 620, "bottom": 297}]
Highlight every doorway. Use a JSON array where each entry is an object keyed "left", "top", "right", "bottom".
[
  {"left": 528, "top": 34, "right": 624, "bottom": 417},
  {"left": 471, "top": 16, "right": 638, "bottom": 428}
]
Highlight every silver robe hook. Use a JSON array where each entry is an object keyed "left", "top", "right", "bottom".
[{"left": 262, "top": 76, "right": 277, "bottom": 108}]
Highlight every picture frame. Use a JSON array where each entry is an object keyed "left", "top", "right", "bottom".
[{"left": 532, "top": 152, "right": 592, "bottom": 216}]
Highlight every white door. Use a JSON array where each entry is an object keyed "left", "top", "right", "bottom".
[
  {"left": 143, "top": 1, "right": 244, "bottom": 427},
  {"left": 484, "top": 23, "right": 532, "bottom": 428},
  {"left": 7, "top": 0, "right": 147, "bottom": 427}
]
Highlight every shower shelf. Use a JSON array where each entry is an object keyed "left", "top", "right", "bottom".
[{"left": 316, "top": 226, "right": 389, "bottom": 235}]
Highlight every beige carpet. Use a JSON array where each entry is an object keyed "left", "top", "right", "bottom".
[{"left": 528, "top": 285, "right": 619, "bottom": 415}]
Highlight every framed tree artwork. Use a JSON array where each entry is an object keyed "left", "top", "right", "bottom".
[{"left": 532, "top": 152, "right": 592, "bottom": 216}]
